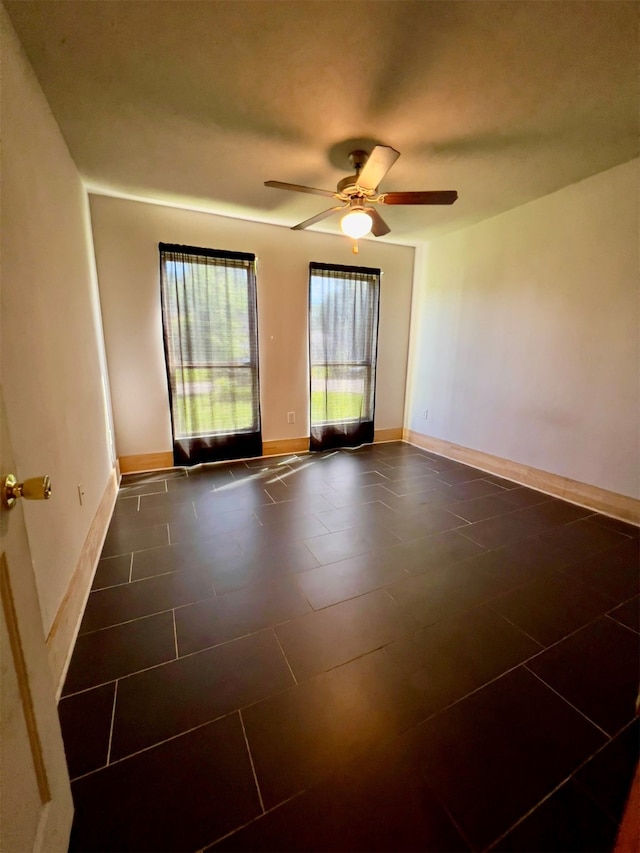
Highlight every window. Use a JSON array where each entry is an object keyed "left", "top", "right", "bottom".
[
  {"left": 308, "top": 262, "right": 380, "bottom": 452},
  {"left": 159, "top": 243, "right": 261, "bottom": 465}
]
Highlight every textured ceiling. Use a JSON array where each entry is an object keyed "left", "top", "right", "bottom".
[{"left": 6, "top": 0, "right": 639, "bottom": 246}]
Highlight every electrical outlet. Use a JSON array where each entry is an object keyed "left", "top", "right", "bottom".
[
  {"left": 287, "top": 411, "right": 295, "bottom": 424},
  {"left": 424, "top": 409, "right": 429, "bottom": 420}
]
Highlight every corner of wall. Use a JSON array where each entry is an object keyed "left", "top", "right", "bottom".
[{"left": 402, "top": 242, "right": 430, "bottom": 430}]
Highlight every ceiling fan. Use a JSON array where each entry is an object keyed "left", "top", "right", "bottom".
[{"left": 265, "top": 145, "right": 458, "bottom": 247}]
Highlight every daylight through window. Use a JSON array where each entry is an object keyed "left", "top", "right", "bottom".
[
  {"left": 159, "top": 243, "right": 261, "bottom": 465},
  {"left": 308, "top": 262, "right": 380, "bottom": 451}
]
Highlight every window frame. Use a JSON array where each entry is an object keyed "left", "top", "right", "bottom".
[
  {"left": 159, "top": 242, "right": 262, "bottom": 465},
  {"left": 308, "top": 261, "right": 381, "bottom": 451}
]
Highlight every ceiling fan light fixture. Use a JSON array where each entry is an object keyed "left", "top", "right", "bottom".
[
  {"left": 340, "top": 209, "right": 373, "bottom": 239},
  {"left": 265, "top": 144, "right": 458, "bottom": 239}
]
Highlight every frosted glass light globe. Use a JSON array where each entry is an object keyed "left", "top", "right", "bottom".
[{"left": 340, "top": 209, "right": 373, "bottom": 239}]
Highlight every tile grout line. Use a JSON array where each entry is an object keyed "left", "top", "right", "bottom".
[
  {"left": 102, "top": 539, "right": 178, "bottom": 561},
  {"left": 78, "top": 604, "right": 189, "bottom": 636},
  {"left": 524, "top": 665, "right": 612, "bottom": 739},
  {"left": 402, "top": 591, "right": 637, "bottom": 732},
  {"left": 491, "top": 599, "right": 635, "bottom": 671},
  {"left": 128, "top": 552, "right": 134, "bottom": 584},
  {"left": 239, "top": 710, "right": 265, "bottom": 813},
  {"left": 484, "top": 714, "right": 638, "bottom": 852},
  {"left": 433, "top": 795, "right": 475, "bottom": 852},
  {"left": 416, "top": 659, "right": 541, "bottom": 729},
  {"left": 172, "top": 610, "right": 179, "bottom": 659},
  {"left": 71, "top": 710, "right": 240, "bottom": 781},
  {"left": 485, "top": 770, "right": 581, "bottom": 851},
  {"left": 571, "top": 774, "right": 630, "bottom": 829},
  {"left": 105, "top": 680, "right": 118, "bottom": 765},
  {"left": 64, "top": 613, "right": 322, "bottom": 700},
  {"left": 271, "top": 628, "right": 298, "bottom": 685},
  {"left": 200, "top": 790, "right": 305, "bottom": 850},
  {"left": 483, "top": 603, "right": 546, "bottom": 649},
  {"left": 604, "top": 611, "right": 640, "bottom": 636}
]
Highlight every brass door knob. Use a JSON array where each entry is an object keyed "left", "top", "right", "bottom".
[{"left": 2, "top": 474, "right": 52, "bottom": 509}]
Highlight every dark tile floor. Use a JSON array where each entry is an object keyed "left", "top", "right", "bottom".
[{"left": 58, "top": 442, "right": 640, "bottom": 852}]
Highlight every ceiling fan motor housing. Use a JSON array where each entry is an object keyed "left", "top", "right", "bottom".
[
  {"left": 337, "top": 150, "right": 373, "bottom": 197},
  {"left": 337, "top": 150, "right": 375, "bottom": 196},
  {"left": 336, "top": 175, "right": 363, "bottom": 195},
  {"left": 348, "top": 149, "right": 369, "bottom": 171}
]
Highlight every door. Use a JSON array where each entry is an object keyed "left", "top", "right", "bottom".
[{"left": 0, "top": 391, "right": 73, "bottom": 852}]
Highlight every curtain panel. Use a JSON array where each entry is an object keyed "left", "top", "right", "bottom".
[
  {"left": 159, "top": 243, "right": 262, "bottom": 465},
  {"left": 308, "top": 262, "right": 380, "bottom": 452}
]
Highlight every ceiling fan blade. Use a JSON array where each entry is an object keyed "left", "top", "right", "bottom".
[
  {"left": 356, "top": 145, "right": 400, "bottom": 191},
  {"left": 265, "top": 180, "right": 336, "bottom": 198},
  {"left": 381, "top": 190, "right": 458, "bottom": 205},
  {"left": 367, "top": 207, "right": 391, "bottom": 237},
  {"left": 291, "top": 206, "right": 346, "bottom": 230}
]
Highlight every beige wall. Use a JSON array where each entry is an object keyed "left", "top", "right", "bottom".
[
  {"left": 405, "top": 159, "right": 640, "bottom": 499},
  {"left": 1, "top": 7, "right": 114, "bottom": 634},
  {"left": 88, "top": 195, "right": 415, "bottom": 457}
]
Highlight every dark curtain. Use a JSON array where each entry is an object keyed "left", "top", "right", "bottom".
[
  {"left": 159, "top": 243, "right": 262, "bottom": 465},
  {"left": 308, "top": 262, "right": 380, "bottom": 452}
]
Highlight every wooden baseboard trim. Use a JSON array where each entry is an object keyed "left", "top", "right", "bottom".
[
  {"left": 403, "top": 429, "right": 640, "bottom": 525},
  {"left": 47, "top": 467, "right": 118, "bottom": 698},
  {"left": 263, "top": 437, "right": 309, "bottom": 456},
  {"left": 374, "top": 428, "right": 403, "bottom": 443},
  {"left": 119, "top": 452, "right": 174, "bottom": 473}
]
